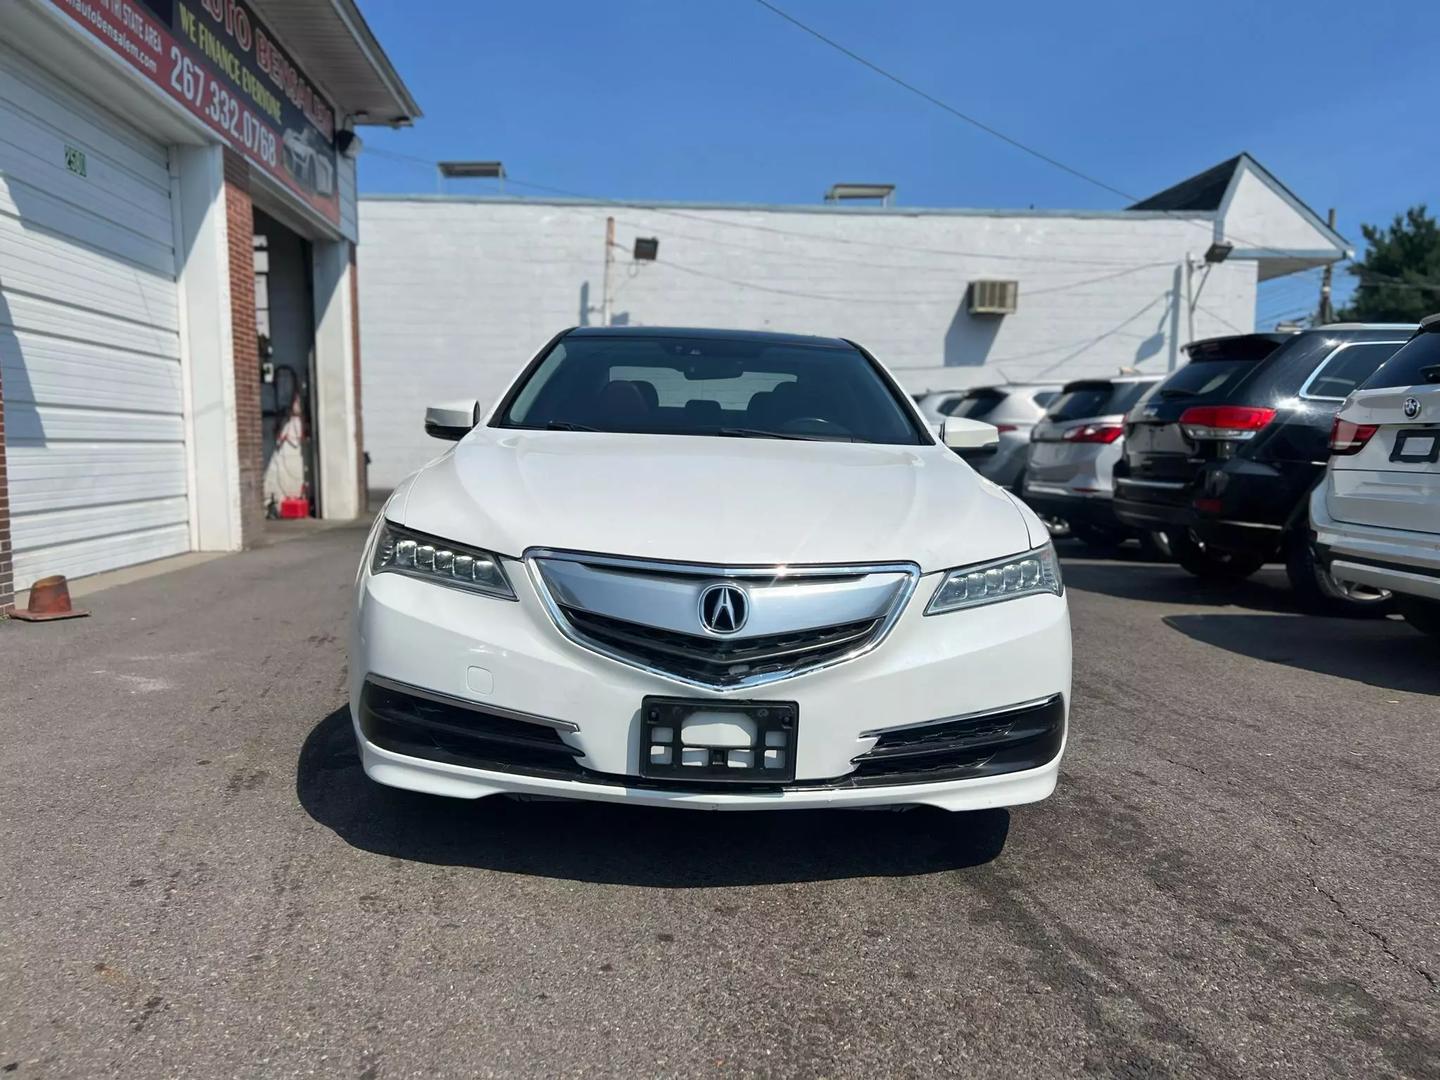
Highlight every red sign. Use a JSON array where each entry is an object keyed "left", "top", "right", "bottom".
[{"left": 50, "top": 0, "right": 341, "bottom": 227}]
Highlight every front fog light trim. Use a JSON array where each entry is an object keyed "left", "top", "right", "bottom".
[
  {"left": 372, "top": 521, "right": 516, "bottom": 600},
  {"left": 925, "top": 543, "right": 1063, "bottom": 615}
]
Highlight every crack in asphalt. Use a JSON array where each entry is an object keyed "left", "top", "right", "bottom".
[{"left": 1309, "top": 877, "right": 1439, "bottom": 995}]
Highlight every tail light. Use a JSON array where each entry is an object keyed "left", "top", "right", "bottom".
[
  {"left": 1178, "top": 405, "right": 1275, "bottom": 441},
  {"left": 1061, "top": 423, "right": 1123, "bottom": 444},
  {"left": 993, "top": 424, "right": 1018, "bottom": 434},
  {"left": 1329, "top": 416, "right": 1378, "bottom": 455}
]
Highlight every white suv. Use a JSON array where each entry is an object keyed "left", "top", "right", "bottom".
[
  {"left": 1312, "top": 315, "right": 1440, "bottom": 636},
  {"left": 351, "top": 327, "right": 1071, "bottom": 811}
]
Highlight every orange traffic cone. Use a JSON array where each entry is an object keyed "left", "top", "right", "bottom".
[{"left": 10, "top": 575, "right": 89, "bottom": 622}]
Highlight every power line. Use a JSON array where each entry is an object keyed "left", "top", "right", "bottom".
[
  {"left": 611, "top": 215, "right": 1171, "bottom": 272},
  {"left": 742, "top": 0, "right": 1436, "bottom": 286},
  {"left": 748, "top": 0, "right": 1136, "bottom": 202}
]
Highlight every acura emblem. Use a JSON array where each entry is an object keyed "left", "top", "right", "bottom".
[
  {"left": 699, "top": 583, "right": 748, "bottom": 635},
  {"left": 1403, "top": 397, "right": 1422, "bottom": 419}
]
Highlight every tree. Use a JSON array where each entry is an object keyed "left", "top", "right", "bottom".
[{"left": 1337, "top": 205, "right": 1440, "bottom": 322}]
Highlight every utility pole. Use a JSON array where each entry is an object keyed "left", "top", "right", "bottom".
[
  {"left": 1183, "top": 254, "right": 1197, "bottom": 348},
  {"left": 1318, "top": 208, "right": 1337, "bottom": 325},
  {"left": 601, "top": 216, "right": 616, "bottom": 328},
  {"left": 1319, "top": 207, "right": 1342, "bottom": 325}
]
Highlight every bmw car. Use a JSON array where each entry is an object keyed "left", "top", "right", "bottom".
[{"left": 350, "top": 327, "right": 1071, "bottom": 811}]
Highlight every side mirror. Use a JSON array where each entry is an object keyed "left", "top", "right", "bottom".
[
  {"left": 941, "top": 416, "right": 1000, "bottom": 458},
  {"left": 425, "top": 399, "right": 482, "bottom": 441}
]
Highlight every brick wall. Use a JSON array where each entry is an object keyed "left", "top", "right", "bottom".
[
  {"left": 0, "top": 354, "right": 11, "bottom": 613},
  {"left": 223, "top": 149, "right": 265, "bottom": 546}
]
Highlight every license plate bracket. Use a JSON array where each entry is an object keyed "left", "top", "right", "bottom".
[
  {"left": 1391, "top": 428, "right": 1440, "bottom": 464},
  {"left": 639, "top": 696, "right": 797, "bottom": 783}
]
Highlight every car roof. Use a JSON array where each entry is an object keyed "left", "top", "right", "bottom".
[
  {"left": 922, "top": 382, "right": 1059, "bottom": 395},
  {"left": 1058, "top": 375, "right": 1160, "bottom": 391},
  {"left": 564, "top": 325, "right": 853, "bottom": 349},
  {"left": 1312, "top": 322, "right": 1418, "bottom": 332},
  {"left": 1185, "top": 332, "right": 1294, "bottom": 356}
]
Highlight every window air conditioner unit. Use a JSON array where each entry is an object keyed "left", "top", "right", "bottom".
[{"left": 969, "top": 279, "right": 1018, "bottom": 315}]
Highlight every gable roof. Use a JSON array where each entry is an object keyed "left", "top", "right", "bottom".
[
  {"left": 1129, "top": 155, "right": 1244, "bottom": 212},
  {"left": 1130, "top": 152, "right": 1348, "bottom": 255}
]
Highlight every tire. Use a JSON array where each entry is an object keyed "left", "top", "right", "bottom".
[
  {"left": 1284, "top": 529, "right": 1393, "bottom": 616},
  {"left": 1137, "top": 530, "right": 1172, "bottom": 562},
  {"left": 1396, "top": 595, "right": 1440, "bottom": 638},
  {"left": 1070, "top": 523, "right": 1128, "bottom": 550},
  {"left": 1168, "top": 529, "right": 1267, "bottom": 581}
]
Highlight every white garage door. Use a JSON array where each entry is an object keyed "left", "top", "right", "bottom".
[{"left": 0, "top": 45, "right": 189, "bottom": 591}]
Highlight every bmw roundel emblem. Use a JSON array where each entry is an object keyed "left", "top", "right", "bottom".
[
  {"left": 1403, "top": 397, "right": 1422, "bottom": 419},
  {"left": 699, "top": 583, "right": 749, "bottom": 635}
]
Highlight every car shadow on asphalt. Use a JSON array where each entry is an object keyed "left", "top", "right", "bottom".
[
  {"left": 1061, "top": 558, "right": 1299, "bottom": 614},
  {"left": 296, "top": 708, "right": 1011, "bottom": 886},
  {"left": 1163, "top": 613, "right": 1440, "bottom": 696}
]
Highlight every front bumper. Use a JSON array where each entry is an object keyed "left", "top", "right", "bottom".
[
  {"left": 350, "top": 555, "right": 1071, "bottom": 811},
  {"left": 1311, "top": 486, "right": 1440, "bottom": 602}
]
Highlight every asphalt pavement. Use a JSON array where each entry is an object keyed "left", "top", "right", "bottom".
[{"left": 0, "top": 523, "right": 1436, "bottom": 1079}]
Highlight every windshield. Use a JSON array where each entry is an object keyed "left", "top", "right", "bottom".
[{"left": 498, "top": 334, "right": 926, "bottom": 444}]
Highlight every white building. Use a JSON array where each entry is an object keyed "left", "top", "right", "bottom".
[
  {"left": 357, "top": 155, "right": 1349, "bottom": 491},
  {"left": 0, "top": 0, "right": 419, "bottom": 610}
]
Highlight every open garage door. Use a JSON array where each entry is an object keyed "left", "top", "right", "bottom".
[{"left": 0, "top": 44, "right": 189, "bottom": 591}]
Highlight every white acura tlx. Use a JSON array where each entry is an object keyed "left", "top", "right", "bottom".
[{"left": 350, "top": 327, "right": 1071, "bottom": 811}]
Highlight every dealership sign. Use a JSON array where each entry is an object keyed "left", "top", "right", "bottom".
[{"left": 51, "top": 0, "right": 341, "bottom": 226}]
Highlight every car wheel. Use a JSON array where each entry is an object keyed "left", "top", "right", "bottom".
[
  {"left": 1137, "top": 530, "right": 1172, "bottom": 562},
  {"left": 1283, "top": 529, "right": 1393, "bottom": 617},
  {"left": 1396, "top": 595, "right": 1440, "bottom": 638},
  {"left": 1168, "top": 529, "right": 1267, "bottom": 581}
]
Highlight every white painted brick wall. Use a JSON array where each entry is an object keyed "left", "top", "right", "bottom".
[{"left": 358, "top": 198, "right": 1258, "bottom": 488}]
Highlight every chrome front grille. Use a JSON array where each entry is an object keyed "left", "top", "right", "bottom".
[{"left": 527, "top": 550, "right": 919, "bottom": 690}]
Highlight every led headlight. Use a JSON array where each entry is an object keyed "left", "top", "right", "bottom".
[
  {"left": 926, "top": 543, "right": 1063, "bottom": 614},
  {"left": 371, "top": 521, "right": 515, "bottom": 600}
]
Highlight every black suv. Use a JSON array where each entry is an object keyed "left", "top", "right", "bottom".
[{"left": 1113, "top": 325, "right": 1414, "bottom": 611}]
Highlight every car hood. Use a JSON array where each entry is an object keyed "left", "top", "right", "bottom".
[{"left": 391, "top": 430, "right": 1032, "bottom": 572}]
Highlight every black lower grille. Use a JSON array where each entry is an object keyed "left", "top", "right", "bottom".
[
  {"left": 845, "top": 694, "right": 1065, "bottom": 786},
  {"left": 360, "top": 678, "right": 1064, "bottom": 793},
  {"left": 560, "top": 606, "right": 880, "bottom": 687},
  {"left": 359, "top": 679, "right": 586, "bottom": 779}
]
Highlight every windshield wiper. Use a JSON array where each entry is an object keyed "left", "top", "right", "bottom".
[
  {"left": 1158, "top": 388, "right": 1197, "bottom": 399},
  {"left": 715, "top": 427, "right": 839, "bottom": 442},
  {"left": 544, "top": 420, "right": 599, "bottom": 431}
]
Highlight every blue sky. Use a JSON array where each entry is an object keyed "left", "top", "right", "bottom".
[{"left": 355, "top": 0, "right": 1431, "bottom": 323}]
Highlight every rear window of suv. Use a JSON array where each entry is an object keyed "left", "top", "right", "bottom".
[
  {"left": 1155, "top": 334, "right": 1290, "bottom": 401},
  {"left": 943, "top": 389, "right": 1005, "bottom": 419},
  {"left": 1358, "top": 332, "right": 1440, "bottom": 390},
  {"left": 1046, "top": 381, "right": 1152, "bottom": 421}
]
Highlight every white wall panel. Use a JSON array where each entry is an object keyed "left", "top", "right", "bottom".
[{"left": 358, "top": 198, "right": 1262, "bottom": 488}]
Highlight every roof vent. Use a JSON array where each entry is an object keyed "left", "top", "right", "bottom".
[
  {"left": 969, "top": 280, "right": 1018, "bottom": 316},
  {"left": 824, "top": 183, "right": 895, "bottom": 206}
]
